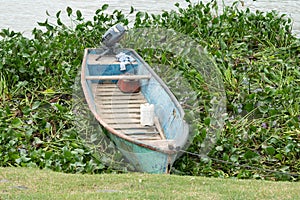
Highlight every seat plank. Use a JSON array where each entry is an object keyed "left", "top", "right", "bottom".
[
  {"left": 97, "top": 93, "right": 143, "bottom": 97},
  {"left": 100, "top": 113, "right": 141, "bottom": 119},
  {"left": 123, "top": 131, "right": 159, "bottom": 135},
  {"left": 103, "top": 118, "right": 140, "bottom": 124},
  {"left": 99, "top": 103, "right": 141, "bottom": 109},
  {"left": 119, "top": 128, "right": 158, "bottom": 134},
  {"left": 110, "top": 123, "right": 154, "bottom": 129},
  {"left": 88, "top": 55, "right": 138, "bottom": 65},
  {"left": 131, "top": 135, "right": 162, "bottom": 140},
  {"left": 100, "top": 108, "right": 140, "bottom": 114},
  {"left": 98, "top": 99, "right": 147, "bottom": 105},
  {"left": 97, "top": 94, "right": 145, "bottom": 99},
  {"left": 86, "top": 75, "right": 151, "bottom": 80}
]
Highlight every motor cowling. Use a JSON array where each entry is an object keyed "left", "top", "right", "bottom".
[{"left": 101, "top": 24, "right": 126, "bottom": 47}]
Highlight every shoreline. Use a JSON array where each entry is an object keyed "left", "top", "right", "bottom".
[{"left": 0, "top": 1, "right": 300, "bottom": 38}]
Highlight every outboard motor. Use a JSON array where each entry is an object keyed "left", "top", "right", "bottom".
[
  {"left": 96, "top": 24, "right": 126, "bottom": 60},
  {"left": 101, "top": 24, "right": 126, "bottom": 47}
]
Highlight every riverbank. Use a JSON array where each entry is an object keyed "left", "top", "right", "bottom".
[
  {"left": 0, "top": 1, "right": 299, "bottom": 181},
  {"left": 1, "top": 167, "right": 300, "bottom": 199}
]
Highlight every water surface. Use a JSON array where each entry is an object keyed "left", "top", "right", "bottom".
[{"left": 0, "top": 0, "right": 299, "bottom": 37}]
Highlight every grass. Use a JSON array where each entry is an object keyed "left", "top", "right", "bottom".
[{"left": 0, "top": 167, "right": 299, "bottom": 200}]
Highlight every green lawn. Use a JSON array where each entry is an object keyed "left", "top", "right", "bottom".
[{"left": 0, "top": 167, "right": 299, "bottom": 200}]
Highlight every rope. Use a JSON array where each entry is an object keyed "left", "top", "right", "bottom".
[{"left": 179, "top": 150, "right": 299, "bottom": 178}]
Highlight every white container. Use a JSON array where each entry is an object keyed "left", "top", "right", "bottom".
[{"left": 140, "top": 103, "right": 154, "bottom": 126}]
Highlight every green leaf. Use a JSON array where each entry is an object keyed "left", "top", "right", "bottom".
[
  {"left": 45, "top": 151, "right": 53, "bottom": 159},
  {"left": 216, "top": 146, "right": 223, "bottom": 151},
  {"left": 130, "top": 6, "right": 134, "bottom": 14},
  {"left": 264, "top": 146, "right": 276, "bottom": 156},
  {"left": 76, "top": 10, "right": 82, "bottom": 20},
  {"left": 95, "top": 9, "right": 101, "bottom": 15},
  {"left": 204, "top": 117, "right": 210, "bottom": 126},
  {"left": 46, "top": 23, "right": 54, "bottom": 31},
  {"left": 63, "top": 148, "right": 72, "bottom": 159},
  {"left": 230, "top": 155, "right": 238, "bottom": 162},
  {"left": 37, "top": 19, "right": 48, "bottom": 27},
  {"left": 66, "top": 7, "right": 73, "bottom": 17},
  {"left": 15, "top": 158, "right": 22, "bottom": 164},
  {"left": 5, "top": 105, "right": 11, "bottom": 115},
  {"left": 244, "top": 103, "right": 254, "bottom": 112},
  {"left": 136, "top": 11, "right": 144, "bottom": 18},
  {"left": 42, "top": 88, "right": 55, "bottom": 95},
  {"left": 219, "top": 38, "right": 227, "bottom": 50},
  {"left": 275, "top": 153, "right": 283, "bottom": 160},
  {"left": 56, "top": 10, "right": 61, "bottom": 18},
  {"left": 31, "top": 101, "right": 41, "bottom": 110},
  {"left": 21, "top": 156, "right": 31, "bottom": 163},
  {"left": 57, "top": 18, "right": 63, "bottom": 26},
  {"left": 101, "top": 4, "right": 109, "bottom": 11},
  {"left": 223, "top": 153, "right": 229, "bottom": 161},
  {"left": 284, "top": 143, "right": 294, "bottom": 153},
  {"left": 74, "top": 149, "right": 84, "bottom": 155},
  {"left": 54, "top": 103, "right": 65, "bottom": 113},
  {"left": 12, "top": 118, "right": 22, "bottom": 128},
  {"left": 244, "top": 150, "right": 259, "bottom": 159},
  {"left": 280, "top": 166, "right": 290, "bottom": 172},
  {"left": 34, "top": 137, "right": 44, "bottom": 145}
]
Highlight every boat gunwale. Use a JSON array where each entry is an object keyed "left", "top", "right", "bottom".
[{"left": 81, "top": 48, "right": 186, "bottom": 155}]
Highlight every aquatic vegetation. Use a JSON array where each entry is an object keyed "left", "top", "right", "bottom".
[
  {"left": 143, "top": 0, "right": 300, "bottom": 180},
  {"left": 0, "top": 1, "right": 299, "bottom": 180}
]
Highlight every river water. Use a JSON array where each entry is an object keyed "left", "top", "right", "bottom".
[{"left": 0, "top": 0, "right": 299, "bottom": 37}]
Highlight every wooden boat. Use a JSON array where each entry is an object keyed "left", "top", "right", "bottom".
[{"left": 81, "top": 48, "right": 189, "bottom": 173}]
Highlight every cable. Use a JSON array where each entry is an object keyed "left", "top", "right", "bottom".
[{"left": 179, "top": 150, "right": 300, "bottom": 178}]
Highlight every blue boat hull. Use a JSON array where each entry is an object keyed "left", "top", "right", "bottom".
[{"left": 81, "top": 48, "right": 189, "bottom": 173}]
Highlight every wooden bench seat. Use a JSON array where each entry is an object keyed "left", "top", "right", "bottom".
[{"left": 86, "top": 75, "right": 151, "bottom": 80}]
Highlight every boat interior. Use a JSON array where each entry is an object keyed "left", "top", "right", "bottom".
[
  {"left": 85, "top": 52, "right": 184, "bottom": 150},
  {"left": 92, "top": 83, "right": 166, "bottom": 143}
]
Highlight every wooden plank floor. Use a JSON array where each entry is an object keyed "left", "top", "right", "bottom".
[{"left": 93, "top": 83, "right": 162, "bottom": 141}]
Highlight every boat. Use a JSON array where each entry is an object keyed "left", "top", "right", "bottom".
[{"left": 80, "top": 24, "right": 189, "bottom": 173}]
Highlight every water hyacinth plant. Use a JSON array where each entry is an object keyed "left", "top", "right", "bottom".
[{"left": 0, "top": 1, "right": 299, "bottom": 180}]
